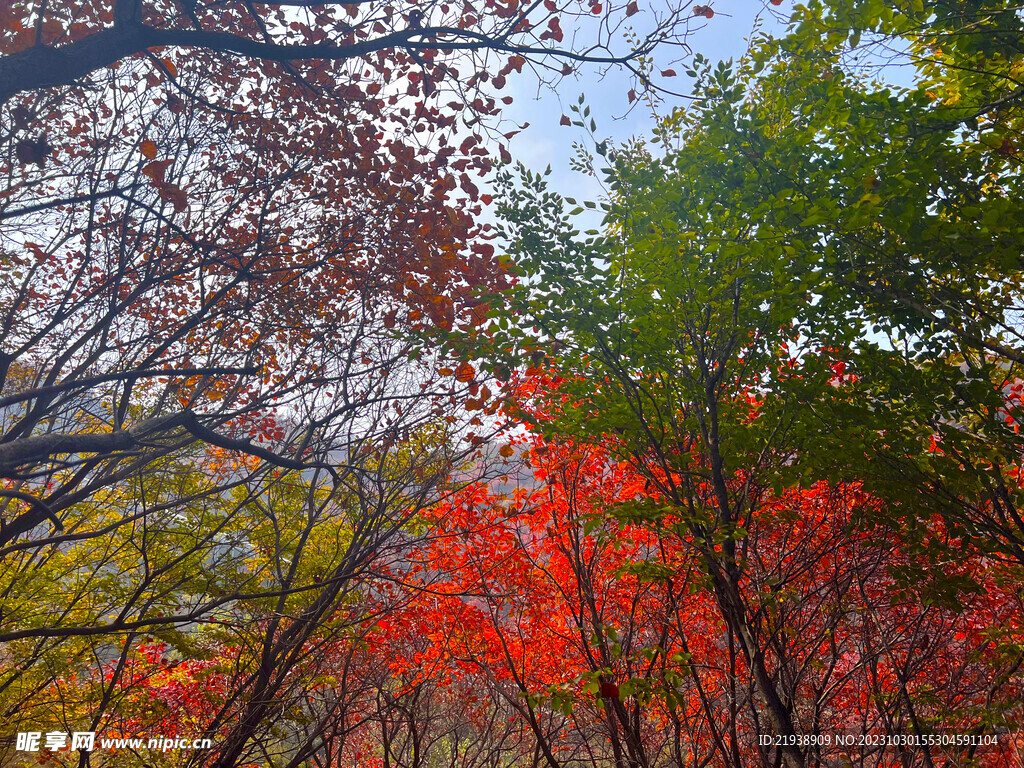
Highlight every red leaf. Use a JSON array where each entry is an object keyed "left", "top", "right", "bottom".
[{"left": 547, "top": 17, "right": 563, "bottom": 41}]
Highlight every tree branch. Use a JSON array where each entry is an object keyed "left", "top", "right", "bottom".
[
  {"left": 0, "top": 408, "right": 311, "bottom": 477},
  {"left": 0, "top": 366, "right": 259, "bottom": 409},
  {"left": 0, "top": 20, "right": 641, "bottom": 104},
  {"left": 0, "top": 488, "right": 63, "bottom": 532}
]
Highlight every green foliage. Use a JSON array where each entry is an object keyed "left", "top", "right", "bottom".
[{"left": 487, "top": 0, "right": 1024, "bottom": 587}]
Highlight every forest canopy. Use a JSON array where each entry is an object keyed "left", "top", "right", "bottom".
[{"left": 1, "top": 0, "right": 1023, "bottom": 766}]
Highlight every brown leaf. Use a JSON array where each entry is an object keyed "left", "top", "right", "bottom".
[
  {"left": 15, "top": 137, "right": 51, "bottom": 167},
  {"left": 166, "top": 94, "right": 186, "bottom": 114},
  {"left": 11, "top": 105, "right": 31, "bottom": 129},
  {"left": 158, "top": 183, "right": 187, "bottom": 213},
  {"left": 142, "top": 159, "right": 173, "bottom": 183}
]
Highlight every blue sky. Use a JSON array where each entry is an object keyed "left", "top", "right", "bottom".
[{"left": 497, "top": 0, "right": 790, "bottom": 203}]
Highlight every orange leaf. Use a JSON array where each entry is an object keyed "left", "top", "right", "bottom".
[
  {"left": 455, "top": 362, "right": 475, "bottom": 382},
  {"left": 141, "top": 140, "right": 158, "bottom": 159}
]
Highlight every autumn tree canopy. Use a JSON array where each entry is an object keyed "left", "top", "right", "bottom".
[
  {"left": 0, "top": 0, "right": 695, "bottom": 543},
  {"left": 480, "top": 0, "right": 1024, "bottom": 764},
  {"left": 0, "top": 0, "right": 695, "bottom": 765},
  {"left": 0, "top": 0, "right": 683, "bottom": 104},
  {"left": 2, "top": 0, "right": 1024, "bottom": 766}
]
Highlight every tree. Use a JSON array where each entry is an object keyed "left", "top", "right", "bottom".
[
  {"left": 0, "top": 0, "right": 689, "bottom": 106},
  {"left": 483, "top": 0, "right": 1024, "bottom": 762},
  {"left": 1, "top": 1, "right": 695, "bottom": 763},
  {"left": 0, "top": 0, "right": 696, "bottom": 544},
  {"left": 367, "top": 419, "right": 1023, "bottom": 767},
  {"left": 0, "top": 431, "right": 473, "bottom": 766}
]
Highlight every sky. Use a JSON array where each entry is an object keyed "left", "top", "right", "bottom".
[{"left": 496, "top": 0, "right": 790, "bottom": 205}]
